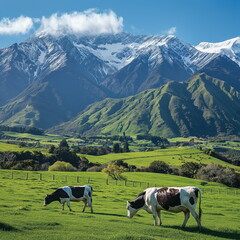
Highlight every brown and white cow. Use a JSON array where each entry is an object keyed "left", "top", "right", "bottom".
[
  {"left": 44, "top": 185, "right": 93, "bottom": 213},
  {"left": 126, "top": 186, "right": 202, "bottom": 231}
]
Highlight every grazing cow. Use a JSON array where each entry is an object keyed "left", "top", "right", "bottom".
[
  {"left": 126, "top": 186, "right": 202, "bottom": 231},
  {"left": 44, "top": 185, "right": 93, "bottom": 213}
]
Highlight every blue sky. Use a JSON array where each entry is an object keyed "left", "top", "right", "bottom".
[{"left": 0, "top": 0, "right": 239, "bottom": 48}]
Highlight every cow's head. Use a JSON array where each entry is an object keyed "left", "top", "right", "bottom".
[
  {"left": 43, "top": 194, "right": 52, "bottom": 206},
  {"left": 126, "top": 191, "right": 146, "bottom": 218},
  {"left": 126, "top": 201, "right": 139, "bottom": 218}
]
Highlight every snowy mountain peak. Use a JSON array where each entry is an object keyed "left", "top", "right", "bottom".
[{"left": 196, "top": 37, "right": 240, "bottom": 66}]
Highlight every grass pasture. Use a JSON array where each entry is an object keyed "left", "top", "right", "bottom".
[
  {"left": 83, "top": 147, "right": 240, "bottom": 171},
  {"left": 0, "top": 170, "right": 240, "bottom": 240}
]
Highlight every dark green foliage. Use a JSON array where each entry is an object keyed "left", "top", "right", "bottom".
[
  {"left": 148, "top": 161, "right": 172, "bottom": 174},
  {"left": 0, "top": 125, "right": 44, "bottom": 135},
  {"left": 76, "top": 146, "right": 110, "bottom": 155},
  {"left": 180, "top": 162, "right": 203, "bottom": 178},
  {"left": 123, "top": 141, "right": 130, "bottom": 152},
  {"left": 113, "top": 143, "right": 121, "bottom": 153},
  {"left": 58, "top": 139, "right": 69, "bottom": 151},
  {"left": 196, "top": 163, "right": 240, "bottom": 187},
  {"left": 48, "top": 145, "right": 56, "bottom": 154}
]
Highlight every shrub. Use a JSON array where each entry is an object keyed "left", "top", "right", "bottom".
[
  {"left": 48, "top": 161, "right": 76, "bottom": 172},
  {"left": 87, "top": 166, "right": 104, "bottom": 172},
  {"left": 180, "top": 162, "right": 202, "bottom": 178},
  {"left": 196, "top": 163, "right": 240, "bottom": 187},
  {"left": 148, "top": 161, "right": 172, "bottom": 174}
]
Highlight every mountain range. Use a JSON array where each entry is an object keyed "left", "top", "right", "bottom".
[{"left": 0, "top": 32, "right": 240, "bottom": 137}]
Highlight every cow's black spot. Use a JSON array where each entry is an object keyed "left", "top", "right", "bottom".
[
  {"left": 70, "top": 186, "right": 85, "bottom": 198},
  {"left": 194, "top": 188, "right": 199, "bottom": 198},
  {"left": 157, "top": 188, "right": 181, "bottom": 210},
  {"left": 130, "top": 191, "right": 146, "bottom": 209},
  {"left": 189, "top": 197, "right": 195, "bottom": 205}
]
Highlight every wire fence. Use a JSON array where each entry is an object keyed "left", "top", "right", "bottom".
[{"left": 0, "top": 170, "right": 239, "bottom": 195}]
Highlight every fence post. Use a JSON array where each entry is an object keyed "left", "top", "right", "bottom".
[
  {"left": 39, "top": 173, "right": 42, "bottom": 181},
  {"left": 76, "top": 176, "right": 79, "bottom": 183},
  {"left": 11, "top": 171, "right": 13, "bottom": 179},
  {"left": 52, "top": 175, "right": 55, "bottom": 181},
  {"left": 147, "top": 183, "right": 149, "bottom": 188},
  {"left": 124, "top": 180, "right": 127, "bottom": 186},
  {"left": 106, "top": 178, "right": 109, "bottom": 185}
]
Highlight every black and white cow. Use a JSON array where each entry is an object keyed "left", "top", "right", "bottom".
[
  {"left": 44, "top": 185, "right": 93, "bottom": 213},
  {"left": 126, "top": 186, "right": 202, "bottom": 230}
]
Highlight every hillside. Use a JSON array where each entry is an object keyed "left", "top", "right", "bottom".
[{"left": 50, "top": 73, "right": 240, "bottom": 138}]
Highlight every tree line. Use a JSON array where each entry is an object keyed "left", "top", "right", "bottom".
[{"left": 0, "top": 125, "right": 44, "bottom": 135}]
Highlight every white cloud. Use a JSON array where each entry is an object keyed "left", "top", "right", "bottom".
[
  {"left": 0, "top": 16, "right": 34, "bottom": 35},
  {"left": 166, "top": 27, "right": 177, "bottom": 35},
  {"left": 38, "top": 9, "right": 124, "bottom": 36}
]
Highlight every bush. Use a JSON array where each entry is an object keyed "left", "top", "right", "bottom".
[
  {"left": 87, "top": 166, "right": 104, "bottom": 172},
  {"left": 180, "top": 162, "right": 202, "bottom": 178},
  {"left": 48, "top": 161, "right": 76, "bottom": 172},
  {"left": 102, "top": 163, "right": 126, "bottom": 180},
  {"left": 148, "top": 161, "right": 172, "bottom": 174},
  {"left": 196, "top": 163, "right": 240, "bottom": 187}
]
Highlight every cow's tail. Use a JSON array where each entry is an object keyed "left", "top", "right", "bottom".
[{"left": 198, "top": 188, "right": 202, "bottom": 222}]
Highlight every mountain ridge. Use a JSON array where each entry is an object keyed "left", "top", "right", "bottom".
[{"left": 49, "top": 73, "right": 240, "bottom": 138}]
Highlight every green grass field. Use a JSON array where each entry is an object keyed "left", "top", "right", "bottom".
[
  {"left": 0, "top": 170, "right": 239, "bottom": 240},
  {"left": 81, "top": 147, "right": 240, "bottom": 171}
]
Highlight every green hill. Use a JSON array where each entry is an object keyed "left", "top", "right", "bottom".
[{"left": 50, "top": 73, "right": 240, "bottom": 138}]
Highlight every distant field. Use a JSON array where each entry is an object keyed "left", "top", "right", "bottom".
[
  {"left": 0, "top": 170, "right": 239, "bottom": 240},
  {"left": 0, "top": 142, "right": 48, "bottom": 154},
  {"left": 81, "top": 147, "right": 240, "bottom": 171}
]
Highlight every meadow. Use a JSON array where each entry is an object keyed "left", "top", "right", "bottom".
[
  {"left": 0, "top": 170, "right": 239, "bottom": 240},
  {"left": 82, "top": 147, "right": 240, "bottom": 171}
]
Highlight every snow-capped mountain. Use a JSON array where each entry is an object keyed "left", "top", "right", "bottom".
[
  {"left": 0, "top": 32, "right": 240, "bottom": 129},
  {"left": 196, "top": 37, "right": 240, "bottom": 66}
]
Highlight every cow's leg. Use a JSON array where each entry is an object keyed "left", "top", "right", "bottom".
[
  {"left": 189, "top": 208, "right": 201, "bottom": 231},
  {"left": 151, "top": 207, "right": 158, "bottom": 226},
  {"left": 62, "top": 202, "right": 65, "bottom": 210},
  {"left": 82, "top": 199, "right": 87, "bottom": 212},
  {"left": 66, "top": 199, "right": 72, "bottom": 211},
  {"left": 182, "top": 209, "right": 190, "bottom": 228},
  {"left": 157, "top": 210, "right": 162, "bottom": 226}
]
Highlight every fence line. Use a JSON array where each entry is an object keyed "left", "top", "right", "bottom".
[{"left": 0, "top": 171, "right": 239, "bottom": 195}]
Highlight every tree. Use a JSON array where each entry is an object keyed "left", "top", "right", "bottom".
[
  {"left": 123, "top": 141, "right": 130, "bottom": 152},
  {"left": 180, "top": 162, "right": 202, "bottom": 178},
  {"left": 102, "top": 163, "right": 126, "bottom": 180},
  {"left": 48, "top": 145, "right": 56, "bottom": 154},
  {"left": 149, "top": 161, "right": 172, "bottom": 173},
  {"left": 196, "top": 163, "right": 240, "bottom": 187},
  {"left": 59, "top": 139, "right": 69, "bottom": 151},
  {"left": 112, "top": 143, "right": 121, "bottom": 153}
]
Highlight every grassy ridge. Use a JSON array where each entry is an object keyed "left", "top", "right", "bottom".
[{"left": 0, "top": 170, "right": 239, "bottom": 240}]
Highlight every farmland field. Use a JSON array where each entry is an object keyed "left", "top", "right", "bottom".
[
  {"left": 0, "top": 170, "right": 239, "bottom": 240},
  {"left": 82, "top": 147, "right": 240, "bottom": 171}
]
